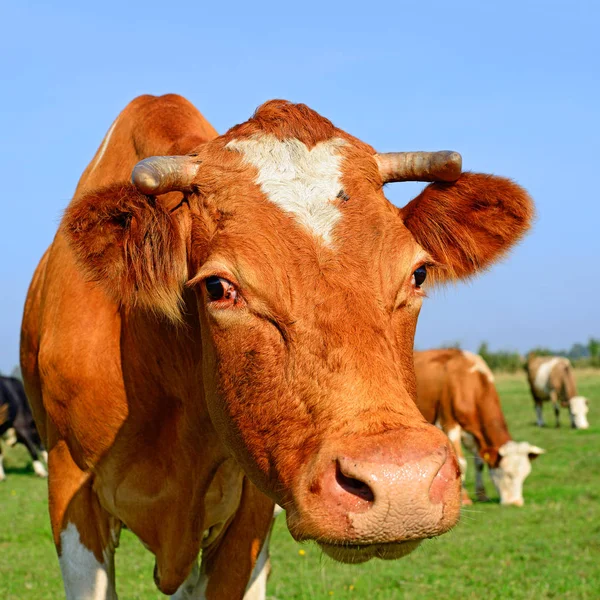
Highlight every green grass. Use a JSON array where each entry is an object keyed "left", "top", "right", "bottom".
[{"left": 1, "top": 373, "right": 598, "bottom": 598}]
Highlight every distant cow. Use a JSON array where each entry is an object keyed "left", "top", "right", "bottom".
[
  {"left": 415, "top": 350, "right": 544, "bottom": 506},
  {"left": 0, "top": 376, "right": 47, "bottom": 480},
  {"left": 21, "top": 94, "right": 534, "bottom": 598},
  {"left": 525, "top": 355, "right": 589, "bottom": 429}
]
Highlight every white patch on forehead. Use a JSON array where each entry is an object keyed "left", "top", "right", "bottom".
[
  {"left": 533, "top": 357, "right": 561, "bottom": 395},
  {"left": 226, "top": 134, "right": 346, "bottom": 245},
  {"left": 89, "top": 116, "right": 119, "bottom": 175},
  {"left": 59, "top": 522, "right": 115, "bottom": 599},
  {"left": 463, "top": 350, "right": 495, "bottom": 383}
]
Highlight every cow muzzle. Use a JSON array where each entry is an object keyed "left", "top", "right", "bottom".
[{"left": 285, "top": 427, "right": 461, "bottom": 562}]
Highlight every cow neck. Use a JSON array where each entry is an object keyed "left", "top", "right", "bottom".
[{"left": 476, "top": 387, "right": 512, "bottom": 450}]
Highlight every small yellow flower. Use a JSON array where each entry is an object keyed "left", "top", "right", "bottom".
[
  {"left": 349, "top": 585, "right": 355, "bottom": 591},
  {"left": 298, "top": 549, "right": 306, "bottom": 556},
  {"left": 328, "top": 592, "right": 334, "bottom": 596}
]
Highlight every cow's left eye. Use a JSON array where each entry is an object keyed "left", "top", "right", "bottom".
[
  {"left": 412, "top": 265, "right": 427, "bottom": 287},
  {"left": 205, "top": 276, "right": 238, "bottom": 303}
]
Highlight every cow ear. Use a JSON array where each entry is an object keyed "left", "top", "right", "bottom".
[
  {"left": 526, "top": 444, "right": 545, "bottom": 461},
  {"left": 401, "top": 172, "right": 534, "bottom": 283},
  {"left": 480, "top": 447, "right": 501, "bottom": 468},
  {"left": 62, "top": 183, "right": 187, "bottom": 322}
]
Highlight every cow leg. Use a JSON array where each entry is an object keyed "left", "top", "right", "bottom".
[
  {"left": 473, "top": 454, "right": 489, "bottom": 502},
  {"left": 17, "top": 429, "right": 47, "bottom": 477},
  {"left": 49, "top": 440, "right": 120, "bottom": 600},
  {"left": 550, "top": 391, "right": 560, "bottom": 427},
  {"left": 535, "top": 401, "right": 545, "bottom": 427},
  {"left": 194, "top": 477, "right": 275, "bottom": 600},
  {"left": 444, "top": 426, "right": 471, "bottom": 505},
  {"left": 0, "top": 445, "right": 5, "bottom": 482}
]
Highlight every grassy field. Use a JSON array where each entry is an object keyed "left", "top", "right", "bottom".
[{"left": 1, "top": 372, "right": 598, "bottom": 599}]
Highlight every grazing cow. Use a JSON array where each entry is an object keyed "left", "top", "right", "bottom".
[
  {"left": 414, "top": 350, "right": 544, "bottom": 506},
  {"left": 525, "top": 355, "right": 590, "bottom": 429},
  {"left": 20, "top": 93, "right": 534, "bottom": 599},
  {"left": 0, "top": 375, "right": 47, "bottom": 480}
]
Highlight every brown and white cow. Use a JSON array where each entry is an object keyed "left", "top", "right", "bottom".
[
  {"left": 525, "top": 355, "right": 590, "bottom": 429},
  {"left": 414, "top": 350, "right": 544, "bottom": 506},
  {"left": 20, "top": 94, "right": 534, "bottom": 599}
]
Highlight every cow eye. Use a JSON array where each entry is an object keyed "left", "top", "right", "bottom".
[
  {"left": 413, "top": 265, "right": 427, "bottom": 287},
  {"left": 205, "top": 276, "right": 237, "bottom": 302}
]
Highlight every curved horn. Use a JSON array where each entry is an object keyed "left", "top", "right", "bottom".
[
  {"left": 131, "top": 156, "right": 201, "bottom": 195},
  {"left": 375, "top": 151, "right": 462, "bottom": 183}
]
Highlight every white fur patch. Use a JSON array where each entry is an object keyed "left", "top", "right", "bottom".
[
  {"left": 3, "top": 427, "right": 17, "bottom": 447},
  {"left": 533, "top": 357, "right": 561, "bottom": 396},
  {"left": 244, "top": 534, "right": 271, "bottom": 600},
  {"left": 59, "top": 522, "right": 115, "bottom": 600},
  {"left": 33, "top": 459, "right": 48, "bottom": 478},
  {"left": 463, "top": 351, "right": 495, "bottom": 383},
  {"left": 89, "top": 117, "right": 119, "bottom": 175},
  {"left": 226, "top": 134, "right": 346, "bottom": 245},
  {"left": 569, "top": 396, "right": 589, "bottom": 429},
  {"left": 447, "top": 425, "right": 462, "bottom": 443}
]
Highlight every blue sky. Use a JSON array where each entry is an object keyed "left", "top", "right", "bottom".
[{"left": 1, "top": 0, "right": 598, "bottom": 372}]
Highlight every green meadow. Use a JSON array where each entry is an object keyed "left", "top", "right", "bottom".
[{"left": 1, "top": 372, "right": 598, "bottom": 599}]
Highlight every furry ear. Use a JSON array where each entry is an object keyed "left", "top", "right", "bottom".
[
  {"left": 401, "top": 172, "right": 534, "bottom": 282},
  {"left": 62, "top": 183, "right": 187, "bottom": 321}
]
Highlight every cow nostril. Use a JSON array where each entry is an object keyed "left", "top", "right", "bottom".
[{"left": 335, "top": 461, "right": 375, "bottom": 503}]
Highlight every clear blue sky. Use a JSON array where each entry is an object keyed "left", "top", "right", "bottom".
[{"left": 1, "top": 0, "right": 598, "bottom": 372}]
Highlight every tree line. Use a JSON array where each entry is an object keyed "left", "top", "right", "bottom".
[{"left": 478, "top": 338, "right": 600, "bottom": 372}]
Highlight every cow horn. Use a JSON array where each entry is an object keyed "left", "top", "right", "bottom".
[
  {"left": 375, "top": 151, "right": 462, "bottom": 183},
  {"left": 131, "top": 156, "right": 201, "bottom": 195}
]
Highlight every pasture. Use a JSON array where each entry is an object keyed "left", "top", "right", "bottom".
[{"left": 1, "top": 371, "right": 598, "bottom": 599}]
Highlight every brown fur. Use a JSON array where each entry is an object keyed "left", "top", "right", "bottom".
[
  {"left": 63, "top": 183, "right": 187, "bottom": 321},
  {"left": 525, "top": 354, "right": 581, "bottom": 426},
  {"left": 414, "top": 349, "right": 512, "bottom": 466},
  {"left": 21, "top": 94, "right": 534, "bottom": 597},
  {"left": 402, "top": 173, "right": 535, "bottom": 281}
]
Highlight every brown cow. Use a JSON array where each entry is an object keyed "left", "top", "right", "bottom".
[
  {"left": 21, "top": 94, "right": 534, "bottom": 599},
  {"left": 525, "top": 355, "right": 590, "bottom": 429},
  {"left": 414, "top": 350, "right": 544, "bottom": 506}
]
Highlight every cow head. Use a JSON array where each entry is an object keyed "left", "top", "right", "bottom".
[
  {"left": 485, "top": 441, "right": 545, "bottom": 506},
  {"left": 568, "top": 396, "right": 589, "bottom": 429},
  {"left": 64, "top": 100, "right": 534, "bottom": 562}
]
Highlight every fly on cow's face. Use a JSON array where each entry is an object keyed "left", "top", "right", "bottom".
[{"left": 336, "top": 189, "right": 350, "bottom": 202}]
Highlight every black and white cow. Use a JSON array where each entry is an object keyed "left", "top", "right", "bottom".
[{"left": 0, "top": 376, "right": 47, "bottom": 480}]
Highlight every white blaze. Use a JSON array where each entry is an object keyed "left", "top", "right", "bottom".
[
  {"left": 59, "top": 522, "right": 115, "bottom": 600},
  {"left": 569, "top": 396, "right": 589, "bottom": 429},
  {"left": 489, "top": 441, "right": 544, "bottom": 506},
  {"left": 226, "top": 134, "right": 346, "bottom": 245}
]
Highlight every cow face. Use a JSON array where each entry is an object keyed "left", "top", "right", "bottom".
[
  {"left": 569, "top": 396, "right": 589, "bottom": 429},
  {"left": 64, "top": 100, "right": 534, "bottom": 562},
  {"left": 489, "top": 441, "right": 545, "bottom": 506}
]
